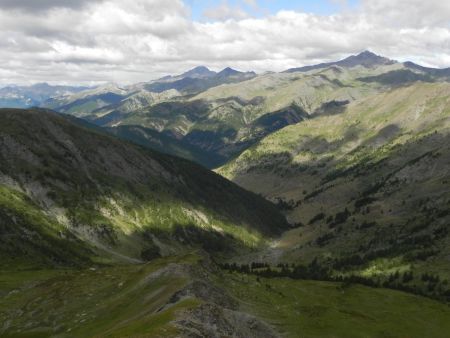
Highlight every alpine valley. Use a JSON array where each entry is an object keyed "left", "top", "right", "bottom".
[{"left": 1, "top": 51, "right": 450, "bottom": 338}]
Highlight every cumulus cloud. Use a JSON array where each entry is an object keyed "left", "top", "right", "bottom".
[
  {"left": 361, "top": 0, "right": 450, "bottom": 27},
  {"left": 203, "top": 1, "right": 249, "bottom": 21},
  {"left": 0, "top": 0, "right": 449, "bottom": 85},
  {"left": 0, "top": 0, "right": 103, "bottom": 11}
]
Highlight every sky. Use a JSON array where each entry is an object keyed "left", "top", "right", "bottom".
[
  {"left": 0, "top": 0, "right": 449, "bottom": 85},
  {"left": 187, "top": 0, "right": 359, "bottom": 20}
]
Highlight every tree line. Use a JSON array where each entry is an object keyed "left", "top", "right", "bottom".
[{"left": 219, "top": 260, "right": 450, "bottom": 303}]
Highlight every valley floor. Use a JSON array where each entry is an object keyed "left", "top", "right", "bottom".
[{"left": 1, "top": 253, "right": 450, "bottom": 338}]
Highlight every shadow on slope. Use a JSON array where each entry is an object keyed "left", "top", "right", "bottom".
[
  {"left": 93, "top": 100, "right": 311, "bottom": 169},
  {"left": 358, "top": 69, "right": 434, "bottom": 86},
  {"left": 222, "top": 122, "right": 450, "bottom": 300},
  {"left": 0, "top": 108, "right": 289, "bottom": 267}
]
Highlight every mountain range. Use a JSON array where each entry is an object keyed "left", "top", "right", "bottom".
[
  {"left": 0, "top": 83, "right": 88, "bottom": 108},
  {"left": 1, "top": 51, "right": 450, "bottom": 337}
]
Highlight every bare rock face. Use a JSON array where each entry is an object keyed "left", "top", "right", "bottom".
[
  {"left": 169, "top": 280, "right": 238, "bottom": 310},
  {"left": 151, "top": 256, "right": 280, "bottom": 338},
  {"left": 176, "top": 303, "right": 280, "bottom": 338}
]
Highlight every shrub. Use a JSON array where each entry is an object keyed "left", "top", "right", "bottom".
[{"left": 140, "top": 244, "right": 161, "bottom": 261}]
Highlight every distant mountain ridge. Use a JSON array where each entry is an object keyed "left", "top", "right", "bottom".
[
  {"left": 3, "top": 51, "right": 450, "bottom": 112},
  {"left": 144, "top": 66, "right": 256, "bottom": 94},
  {"left": 0, "top": 82, "right": 88, "bottom": 108},
  {"left": 403, "top": 61, "right": 450, "bottom": 77},
  {"left": 285, "top": 50, "right": 396, "bottom": 73},
  {"left": 39, "top": 66, "right": 256, "bottom": 119},
  {"left": 3, "top": 51, "right": 450, "bottom": 172},
  {"left": 176, "top": 66, "right": 217, "bottom": 79},
  {"left": 34, "top": 51, "right": 450, "bottom": 169}
]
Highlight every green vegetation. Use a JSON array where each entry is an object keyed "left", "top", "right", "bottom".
[
  {"left": 220, "top": 261, "right": 450, "bottom": 303},
  {"left": 0, "top": 255, "right": 201, "bottom": 337},
  {"left": 0, "top": 108, "right": 288, "bottom": 266},
  {"left": 3, "top": 53, "right": 450, "bottom": 336},
  {"left": 219, "top": 82, "right": 450, "bottom": 294},
  {"left": 219, "top": 271, "right": 450, "bottom": 338},
  {"left": 2, "top": 253, "right": 450, "bottom": 338},
  {"left": 0, "top": 185, "right": 92, "bottom": 268}
]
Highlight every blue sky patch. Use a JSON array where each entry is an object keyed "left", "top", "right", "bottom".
[{"left": 185, "top": 0, "right": 360, "bottom": 21}]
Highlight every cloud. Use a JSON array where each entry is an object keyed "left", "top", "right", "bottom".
[
  {"left": 361, "top": 0, "right": 450, "bottom": 27},
  {"left": 242, "top": 0, "right": 258, "bottom": 8},
  {"left": 0, "top": 0, "right": 449, "bottom": 85},
  {"left": 0, "top": 0, "right": 102, "bottom": 11},
  {"left": 203, "top": 1, "right": 249, "bottom": 21}
]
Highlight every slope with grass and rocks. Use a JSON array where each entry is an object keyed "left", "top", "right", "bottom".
[
  {"left": 0, "top": 108, "right": 289, "bottom": 268},
  {"left": 0, "top": 253, "right": 279, "bottom": 338},
  {"left": 42, "top": 66, "right": 255, "bottom": 121},
  {"left": 3, "top": 52, "right": 450, "bottom": 336},
  {"left": 2, "top": 251, "right": 450, "bottom": 338},
  {"left": 218, "top": 81, "right": 450, "bottom": 300}
]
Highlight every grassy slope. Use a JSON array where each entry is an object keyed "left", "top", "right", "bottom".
[
  {"left": 192, "top": 63, "right": 410, "bottom": 116},
  {"left": 220, "top": 272, "right": 450, "bottom": 338},
  {"left": 218, "top": 82, "right": 450, "bottom": 284},
  {"left": 0, "top": 185, "right": 93, "bottom": 268},
  {"left": 46, "top": 70, "right": 255, "bottom": 122},
  {"left": 2, "top": 255, "right": 450, "bottom": 338},
  {"left": 0, "top": 108, "right": 288, "bottom": 266},
  {"left": 0, "top": 255, "right": 200, "bottom": 337},
  {"left": 105, "top": 124, "right": 225, "bottom": 168}
]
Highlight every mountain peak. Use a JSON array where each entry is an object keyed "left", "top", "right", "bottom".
[
  {"left": 357, "top": 50, "right": 378, "bottom": 57},
  {"left": 191, "top": 66, "right": 210, "bottom": 72},
  {"left": 31, "top": 82, "right": 51, "bottom": 88},
  {"left": 218, "top": 67, "right": 240, "bottom": 76},
  {"left": 340, "top": 50, "right": 395, "bottom": 68},
  {"left": 181, "top": 66, "right": 216, "bottom": 79},
  {"left": 285, "top": 50, "right": 396, "bottom": 73},
  {"left": 218, "top": 67, "right": 257, "bottom": 77}
]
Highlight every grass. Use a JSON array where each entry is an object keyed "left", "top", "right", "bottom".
[
  {"left": 0, "top": 108, "right": 288, "bottom": 267},
  {"left": 217, "top": 82, "right": 450, "bottom": 292},
  {"left": 2, "top": 252, "right": 450, "bottom": 337},
  {"left": 0, "top": 255, "right": 201, "bottom": 337},
  {"left": 0, "top": 185, "right": 93, "bottom": 268},
  {"left": 220, "top": 271, "right": 450, "bottom": 338}
]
